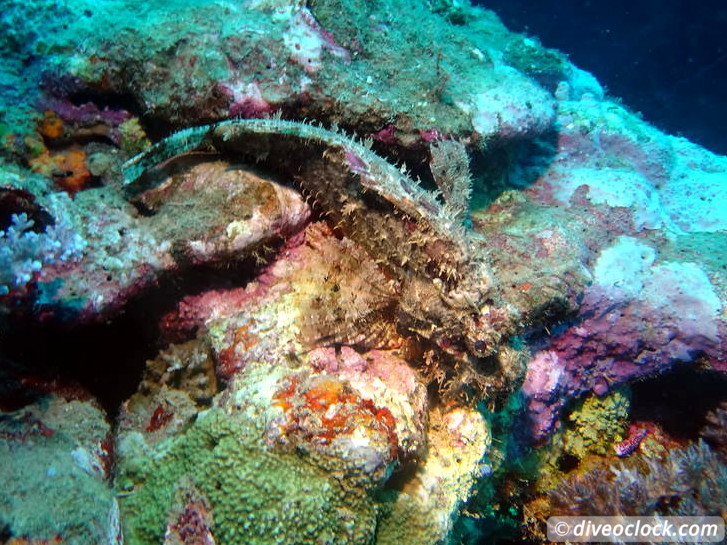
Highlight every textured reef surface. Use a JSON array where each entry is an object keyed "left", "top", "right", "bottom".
[{"left": 0, "top": 0, "right": 725, "bottom": 543}]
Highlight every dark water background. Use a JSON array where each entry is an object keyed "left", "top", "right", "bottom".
[{"left": 480, "top": 0, "right": 727, "bottom": 155}]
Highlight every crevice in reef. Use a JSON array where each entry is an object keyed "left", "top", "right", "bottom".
[
  {"left": 65, "top": 91, "right": 142, "bottom": 114},
  {"left": 0, "top": 259, "right": 266, "bottom": 416},
  {"left": 470, "top": 131, "right": 558, "bottom": 209},
  {"left": 630, "top": 366, "right": 727, "bottom": 441}
]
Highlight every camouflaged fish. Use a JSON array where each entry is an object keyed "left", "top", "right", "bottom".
[{"left": 123, "top": 117, "right": 514, "bottom": 382}]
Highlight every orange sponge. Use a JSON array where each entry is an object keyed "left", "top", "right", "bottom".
[
  {"left": 52, "top": 146, "right": 92, "bottom": 195},
  {"left": 38, "top": 111, "right": 64, "bottom": 139}
]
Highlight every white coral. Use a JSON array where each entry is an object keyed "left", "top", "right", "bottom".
[{"left": 0, "top": 208, "right": 86, "bottom": 294}]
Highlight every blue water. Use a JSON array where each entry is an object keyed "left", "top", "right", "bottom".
[{"left": 478, "top": 0, "right": 727, "bottom": 155}]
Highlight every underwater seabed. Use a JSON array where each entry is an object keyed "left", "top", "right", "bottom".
[{"left": 0, "top": 0, "right": 725, "bottom": 543}]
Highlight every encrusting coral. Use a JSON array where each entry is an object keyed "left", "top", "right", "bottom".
[
  {"left": 0, "top": 392, "right": 119, "bottom": 544},
  {"left": 117, "top": 348, "right": 492, "bottom": 545},
  {"left": 117, "top": 404, "right": 379, "bottom": 545},
  {"left": 114, "top": 207, "right": 494, "bottom": 544}
]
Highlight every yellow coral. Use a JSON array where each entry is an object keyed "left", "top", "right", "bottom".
[
  {"left": 563, "top": 387, "right": 631, "bottom": 459},
  {"left": 119, "top": 117, "right": 151, "bottom": 157},
  {"left": 376, "top": 406, "right": 492, "bottom": 545}
]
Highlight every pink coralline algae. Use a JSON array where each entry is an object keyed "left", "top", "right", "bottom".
[
  {"left": 419, "top": 128, "right": 442, "bottom": 143},
  {"left": 522, "top": 236, "right": 724, "bottom": 441},
  {"left": 39, "top": 97, "right": 132, "bottom": 145},
  {"left": 285, "top": 7, "right": 351, "bottom": 72},
  {"left": 218, "top": 79, "right": 273, "bottom": 118},
  {"left": 371, "top": 124, "right": 397, "bottom": 144}
]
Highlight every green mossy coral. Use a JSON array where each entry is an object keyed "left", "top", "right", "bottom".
[
  {"left": 118, "top": 407, "right": 377, "bottom": 545},
  {"left": 375, "top": 492, "right": 443, "bottom": 545}
]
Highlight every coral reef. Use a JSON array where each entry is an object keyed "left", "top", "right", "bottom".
[
  {"left": 123, "top": 117, "right": 522, "bottom": 399},
  {"left": 113, "top": 207, "right": 496, "bottom": 542},
  {"left": 0, "top": 153, "right": 311, "bottom": 322},
  {"left": 0, "top": 0, "right": 725, "bottom": 542},
  {"left": 118, "top": 403, "right": 379, "bottom": 545},
  {"left": 117, "top": 351, "right": 489, "bottom": 545},
  {"left": 522, "top": 235, "right": 723, "bottom": 441}
]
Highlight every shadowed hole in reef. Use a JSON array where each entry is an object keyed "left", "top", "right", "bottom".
[
  {"left": 630, "top": 366, "right": 727, "bottom": 440},
  {"left": 470, "top": 131, "right": 557, "bottom": 210},
  {"left": 66, "top": 91, "right": 141, "bottom": 113},
  {"left": 556, "top": 452, "right": 580, "bottom": 473},
  {"left": 0, "top": 259, "right": 266, "bottom": 416}
]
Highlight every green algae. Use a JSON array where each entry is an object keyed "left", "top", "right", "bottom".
[{"left": 308, "top": 0, "right": 510, "bottom": 135}]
